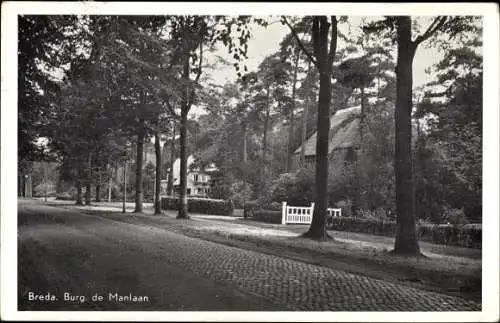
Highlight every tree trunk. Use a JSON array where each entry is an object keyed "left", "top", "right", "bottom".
[
  {"left": 108, "top": 166, "right": 113, "bottom": 202},
  {"left": 242, "top": 122, "right": 247, "bottom": 164},
  {"left": 350, "top": 86, "right": 366, "bottom": 216},
  {"left": 122, "top": 161, "right": 127, "bottom": 213},
  {"left": 154, "top": 130, "right": 162, "bottom": 215},
  {"left": 177, "top": 107, "right": 189, "bottom": 218},
  {"left": 300, "top": 60, "right": 313, "bottom": 168},
  {"left": 360, "top": 86, "right": 366, "bottom": 137},
  {"left": 242, "top": 121, "right": 248, "bottom": 214},
  {"left": 76, "top": 174, "right": 83, "bottom": 205},
  {"left": 19, "top": 174, "right": 24, "bottom": 197},
  {"left": 167, "top": 121, "right": 175, "bottom": 196},
  {"left": 393, "top": 16, "right": 421, "bottom": 255},
  {"left": 286, "top": 111, "right": 294, "bottom": 172},
  {"left": 85, "top": 183, "right": 91, "bottom": 205},
  {"left": 134, "top": 127, "right": 144, "bottom": 213},
  {"left": 177, "top": 50, "right": 191, "bottom": 219},
  {"left": 300, "top": 102, "right": 310, "bottom": 168},
  {"left": 304, "top": 16, "right": 336, "bottom": 240},
  {"left": 287, "top": 51, "right": 300, "bottom": 172},
  {"left": 85, "top": 153, "right": 92, "bottom": 205},
  {"left": 260, "top": 85, "right": 271, "bottom": 200},
  {"left": 95, "top": 174, "right": 101, "bottom": 203}
]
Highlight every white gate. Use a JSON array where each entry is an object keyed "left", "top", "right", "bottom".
[
  {"left": 327, "top": 208, "right": 342, "bottom": 218},
  {"left": 281, "top": 202, "right": 342, "bottom": 225}
]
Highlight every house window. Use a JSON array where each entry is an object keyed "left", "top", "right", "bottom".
[
  {"left": 187, "top": 188, "right": 191, "bottom": 195},
  {"left": 305, "top": 156, "right": 316, "bottom": 168},
  {"left": 194, "top": 174, "right": 199, "bottom": 182}
]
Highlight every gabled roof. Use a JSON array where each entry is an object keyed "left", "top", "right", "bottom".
[
  {"left": 171, "top": 155, "right": 217, "bottom": 185},
  {"left": 294, "top": 105, "right": 361, "bottom": 156}
]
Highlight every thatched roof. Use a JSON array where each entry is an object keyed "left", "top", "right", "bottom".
[{"left": 294, "top": 105, "right": 361, "bottom": 156}]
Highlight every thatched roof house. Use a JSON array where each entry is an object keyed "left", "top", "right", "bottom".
[{"left": 293, "top": 105, "right": 361, "bottom": 170}]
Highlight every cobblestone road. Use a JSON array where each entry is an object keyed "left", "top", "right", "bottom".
[{"left": 18, "top": 201, "right": 480, "bottom": 311}]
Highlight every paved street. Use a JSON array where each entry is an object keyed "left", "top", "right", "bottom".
[{"left": 18, "top": 200, "right": 481, "bottom": 311}]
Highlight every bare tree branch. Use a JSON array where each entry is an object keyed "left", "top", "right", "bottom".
[
  {"left": 413, "top": 16, "right": 448, "bottom": 46},
  {"left": 282, "top": 16, "right": 319, "bottom": 68}
]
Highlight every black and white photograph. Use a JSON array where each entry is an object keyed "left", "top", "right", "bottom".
[{"left": 1, "top": 2, "right": 499, "bottom": 322}]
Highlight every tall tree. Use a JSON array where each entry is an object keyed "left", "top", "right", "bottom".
[
  {"left": 415, "top": 42, "right": 482, "bottom": 223},
  {"left": 284, "top": 16, "right": 340, "bottom": 239},
  {"left": 154, "top": 130, "right": 162, "bottom": 214},
  {"left": 364, "top": 16, "right": 479, "bottom": 255}
]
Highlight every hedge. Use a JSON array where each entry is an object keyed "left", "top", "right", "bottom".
[
  {"left": 246, "top": 209, "right": 481, "bottom": 248},
  {"left": 55, "top": 193, "right": 75, "bottom": 201},
  {"left": 160, "top": 196, "right": 234, "bottom": 216},
  {"left": 243, "top": 200, "right": 281, "bottom": 218},
  {"left": 327, "top": 216, "right": 481, "bottom": 249},
  {"left": 250, "top": 210, "right": 282, "bottom": 224}
]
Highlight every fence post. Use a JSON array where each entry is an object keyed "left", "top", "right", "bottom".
[
  {"left": 310, "top": 202, "right": 315, "bottom": 215},
  {"left": 282, "top": 201, "right": 287, "bottom": 225}
]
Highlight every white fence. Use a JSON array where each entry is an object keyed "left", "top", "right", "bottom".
[{"left": 281, "top": 202, "right": 342, "bottom": 225}]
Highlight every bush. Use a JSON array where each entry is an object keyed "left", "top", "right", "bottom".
[
  {"left": 243, "top": 200, "right": 282, "bottom": 218},
  {"left": 251, "top": 210, "right": 282, "bottom": 224},
  {"left": 334, "top": 200, "right": 353, "bottom": 218},
  {"left": 327, "top": 216, "right": 481, "bottom": 248},
  {"left": 243, "top": 199, "right": 260, "bottom": 218},
  {"left": 161, "top": 196, "right": 234, "bottom": 216},
  {"left": 56, "top": 192, "right": 75, "bottom": 201},
  {"left": 270, "top": 170, "right": 315, "bottom": 206},
  {"left": 442, "top": 207, "right": 469, "bottom": 226},
  {"left": 358, "top": 207, "right": 395, "bottom": 222},
  {"left": 229, "top": 181, "right": 254, "bottom": 209},
  {"left": 34, "top": 181, "right": 57, "bottom": 197},
  {"left": 328, "top": 216, "right": 397, "bottom": 236}
]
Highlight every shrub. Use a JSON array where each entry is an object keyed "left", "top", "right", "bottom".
[
  {"left": 243, "top": 200, "right": 282, "bottom": 218},
  {"left": 442, "top": 207, "right": 469, "bottom": 226},
  {"left": 270, "top": 170, "right": 315, "bottom": 206},
  {"left": 160, "top": 196, "right": 234, "bottom": 216},
  {"left": 34, "top": 181, "right": 57, "bottom": 197},
  {"left": 55, "top": 192, "right": 75, "bottom": 201},
  {"left": 229, "top": 181, "right": 254, "bottom": 209},
  {"left": 334, "top": 199, "right": 353, "bottom": 218},
  {"left": 358, "top": 207, "right": 394, "bottom": 221},
  {"left": 327, "top": 216, "right": 481, "bottom": 248},
  {"left": 328, "top": 216, "right": 397, "bottom": 236},
  {"left": 251, "top": 210, "right": 282, "bottom": 224},
  {"left": 243, "top": 199, "right": 260, "bottom": 218}
]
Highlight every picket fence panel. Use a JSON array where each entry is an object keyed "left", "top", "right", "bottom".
[{"left": 281, "top": 202, "right": 342, "bottom": 225}]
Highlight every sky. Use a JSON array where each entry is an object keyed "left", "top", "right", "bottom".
[
  {"left": 194, "top": 16, "right": 444, "bottom": 117},
  {"left": 206, "top": 17, "right": 442, "bottom": 89}
]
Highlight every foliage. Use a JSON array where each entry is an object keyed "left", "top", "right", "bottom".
[
  {"left": 161, "top": 196, "right": 234, "bottom": 216},
  {"left": 33, "top": 181, "right": 57, "bottom": 197},
  {"left": 415, "top": 43, "right": 482, "bottom": 223},
  {"left": 18, "top": 15, "right": 86, "bottom": 165},
  {"left": 270, "top": 172, "right": 311, "bottom": 206},
  {"left": 243, "top": 199, "right": 281, "bottom": 218},
  {"left": 228, "top": 181, "right": 254, "bottom": 209},
  {"left": 250, "top": 210, "right": 282, "bottom": 224},
  {"left": 328, "top": 217, "right": 481, "bottom": 248}
]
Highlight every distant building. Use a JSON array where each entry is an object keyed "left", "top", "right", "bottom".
[
  {"left": 292, "top": 105, "right": 361, "bottom": 171},
  {"left": 164, "top": 155, "right": 217, "bottom": 197}
]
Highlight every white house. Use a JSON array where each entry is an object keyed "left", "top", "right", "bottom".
[{"left": 165, "top": 155, "right": 215, "bottom": 197}]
